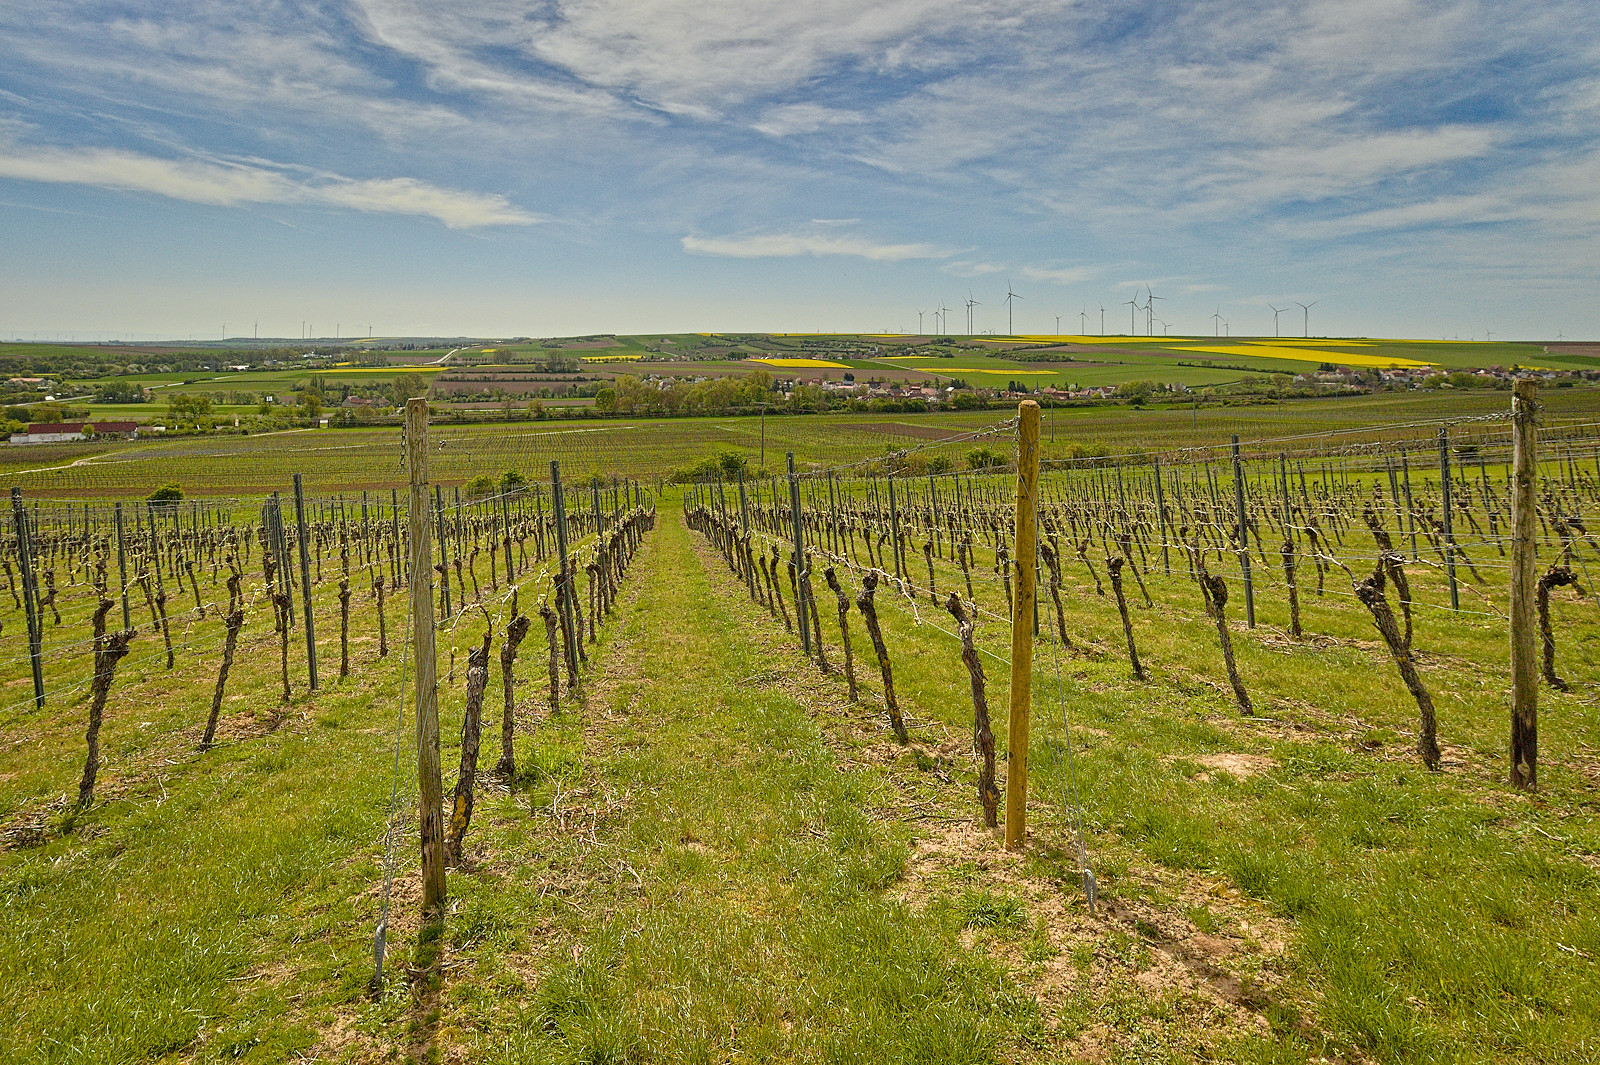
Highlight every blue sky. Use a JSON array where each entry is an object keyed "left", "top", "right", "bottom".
[{"left": 2, "top": 0, "right": 1597, "bottom": 341}]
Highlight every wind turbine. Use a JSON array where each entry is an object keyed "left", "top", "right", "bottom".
[
  {"left": 1268, "top": 304, "right": 1285, "bottom": 337},
  {"left": 939, "top": 302, "right": 952, "bottom": 336},
  {"left": 1078, "top": 307, "right": 1089, "bottom": 333},
  {"left": 1099, "top": 302, "right": 1105, "bottom": 335},
  {"left": 1296, "top": 299, "right": 1319, "bottom": 337},
  {"left": 966, "top": 292, "right": 980, "bottom": 336},
  {"left": 1055, "top": 314, "right": 1062, "bottom": 333},
  {"left": 916, "top": 309, "right": 925, "bottom": 334},
  {"left": 1123, "top": 295, "right": 1139, "bottom": 335},
  {"left": 1210, "top": 307, "right": 1224, "bottom": 336},
  {"left": 1004, "top": 281, "right": 1023, "bottom": 335},
  {"left": 1145, "top": 285, "right": 1164, "bottom": 336}
]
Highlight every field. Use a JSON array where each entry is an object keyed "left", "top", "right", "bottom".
[
  {"left": 13, "top": 335, "right": 1596, "bottom": 426},
  {"left": 6, "top": 388, "right": 1600, "bottom": 499},
  {"left": 1, "top": 389, "right": 1598, "bottom": 1063}
]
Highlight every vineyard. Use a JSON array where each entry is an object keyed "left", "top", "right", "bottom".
[
  {"left": 7, "top": 387, "right": 1600, "bottom": 497},
  {"left": 1, "top": 391, "right": 1598, "bottom": 1063}
]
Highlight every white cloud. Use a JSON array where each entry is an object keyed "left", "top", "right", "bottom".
[
  {"left": 0, "top": 141, "right": 536, "bottom": 228},
  {"left": 1020, "top": 264, "right": 1095, "bottom": 285},
  {"left": 681, "top": 231, "right": 949, "bottom": 260},
  {"left": 753, "top": 104, "right": 866, "bottom": 138}
]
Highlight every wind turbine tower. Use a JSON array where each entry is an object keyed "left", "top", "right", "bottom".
[
  {"left": 1123, "top": 296, "right": 1138, "bottom": 335},
  {"left": 916, "top": 309, "right": 925, "bottom": 334},
  {"left": 1269, "top": 305, "right": 1284, "bottom": 338},
  {"left": 1296, "top": 300, "right": 1319, "bottom": 338},
  {"left": 1078, "top": 307, "right": 1089, "bottom": 333},
  {"left": 966, "top": 293, "right": 980, "bottom": 336},
  {"left": 1004, "top": 281, "right": 1023, "bottom": 335},
  {"left": 1210, "top": 307, "right": 1224, "bottom": 337}
]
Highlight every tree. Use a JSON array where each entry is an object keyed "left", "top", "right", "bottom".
[
  {"left": 166, "top": 393, "right": 212, "bottom": 425},
  {"left": 499, "top": 469, "right": 527, "bottom": 494},
  {"left": 390, "top": 374, "right": 429, "bottom": 407},
  {"left": 148, "top": 484, "right": 183, "bottom": 508},
  {"left": 594, "top": 387, "right": 618, "bottom": 412},
  {"left": 298, "top": 389, "right": 323, "bottom": 421},
  {"left": 465, "top": 473, "right": 497, "bottom": 500},
  {"left": 93, "top": 381, "right": 146, "bottom": 404}
]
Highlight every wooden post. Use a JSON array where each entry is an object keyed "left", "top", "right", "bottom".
[
  {"left": 1153, "top": 456, "right": 1170, "bottom": 577},
  {"left": 405, "top": 399, "right": 447, "bottom": 918},
  {"left": 787, "top": 452, "right": 811, "bottom": 656},
  {"left": 435, "top": 484, "right": 452, "bottom": 620},
  {"left": 115, "top": 501, "right": 131, "bottom": 631},
  {"left": 1231, "top": 435, "right": 1255, "bottom": 628},
  {"left": 550, "top": 461, "right": 580, "bottom": 685},
  {"left": 293, "top": 473, "right": 318, "bottom": 691},
  {"left": 1510, "top": 378, "right": 1539, "bottom": 790},
  {"left": 1439, "top": 428, "right": 1459, "bottom": 611},
  {"left": 1005, "top": 400, "right": 1041, "bottom": 849},
  {"left": 11, "top": 489, "right": 44, "bottom": 710}
]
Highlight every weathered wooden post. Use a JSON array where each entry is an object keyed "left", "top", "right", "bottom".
[
  {"left": 406, "top": 398, "right": 447, "bottom": 918},
  {"left": 1231, "top": 435, "right": 1255, "bottom": 628},
  {"left": 787, "top": 453, "right": 811, "bottom": 656},
  {"left": 115, "top": 501, "right": 131, "bottom": 631},
  {"left": 1509, "top": 378, "right": 1539, "bottom": 790},
  {"left": 10, "top": 488, "right": 44, "bottom": 710},
  {"left": 1005, "top": 400, "right": 1040, "bottom": 849},
  {"left": 1439, "top": 427, "right": 1459, "bottom": 611},
  {"left": 293, "top": 473, "right": 318, "bottom": 691}
]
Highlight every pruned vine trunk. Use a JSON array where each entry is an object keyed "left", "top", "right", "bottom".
[
  {"left": 946, "top": 593, "right": 998, "bottom": 827},
  {"left": 497, "top": 598, "right": 531, "bottom": 777},
  {"left": 448, "top": 632, "right": 491, "bottom": 866},
  {"left": 824, "top": 567, "right": 858, "bottom": 702},
  {"left": 1108, "top": 557, "right": 1146, "bottom": 680},
  {"left": 78, "top": 597, "right": 131, "bottom": 807},
  {"left": 1537, "top": 565, "right": 1581, "bottom": 691},
  {"left": 856, "top": 571, "right": 909, "bottom": 744}
]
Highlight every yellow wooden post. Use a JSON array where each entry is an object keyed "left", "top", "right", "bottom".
[
  {"left": 406, "top": 398, "right": 447, "bottom": 916},
  {"left": 1005, "top": 400, "right": 1041, "bottom": 848}
]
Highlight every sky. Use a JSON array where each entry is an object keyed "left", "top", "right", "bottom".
[{"left": 1, "top": 0, "right": 1598, "bottom": 342}]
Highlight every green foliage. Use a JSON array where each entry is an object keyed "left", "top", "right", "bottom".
[
  {"left": 464, "top": 473, "right": 498, "bottom": 500},
  {"left": 966, "top": 446, "right": 1006, "bottom": 470},
  {"left": 165, "top": 392, "right": 212, "bottom": 425},
  {"left": 146, "top": 483, "right": 183, "bottom": 506},
  {"left": 91, "top": 381, "right": 146, "bottom": 404}
]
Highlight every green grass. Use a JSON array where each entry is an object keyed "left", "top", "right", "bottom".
[{"left": 1, "top": 399, "right": 1598, "bottom": 1060}]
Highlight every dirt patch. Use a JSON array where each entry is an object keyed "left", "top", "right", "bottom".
[
  {"left": 894, "top": 820, "right": 1320, "bottom": 1059},
  {"left": 1191, "top": 752, "right": 1278, "bottom": 781}
]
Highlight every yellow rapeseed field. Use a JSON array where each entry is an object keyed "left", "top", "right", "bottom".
[
  {"left": 1171, "top": 344, "right": 1433, "bottom": 368},
  {"left": 748, "top": 357, "right": 851, "bottom": 369}
]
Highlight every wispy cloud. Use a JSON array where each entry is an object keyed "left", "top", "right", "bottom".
[
  {"left": 682, "top": 231, "right": 950, "bottom": 260},
  {"left": 0, "top": 139, "right": 536, "bottom": 228},
  {"left": 1020, "top": 265, "right": 1095, "bottom": 286}
]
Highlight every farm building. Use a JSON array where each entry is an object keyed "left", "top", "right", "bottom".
[{"left": 8, "top": 420, "right": 140, "bottom": 445}]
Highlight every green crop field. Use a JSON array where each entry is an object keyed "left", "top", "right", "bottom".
[{"left": 1, "top": 385, "right": 1598, "bottom": 1063}]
